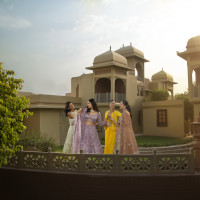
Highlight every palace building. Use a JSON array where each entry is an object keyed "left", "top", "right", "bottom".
[{"left": 22, "top": 40, "right": 193, "bottom": 145}]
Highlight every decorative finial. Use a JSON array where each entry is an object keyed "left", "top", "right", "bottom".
[
  {"left": 110, "top": 46, "right": 111, "bottom": 51},
  {"left": 130, "top": 42, "right": 132, "bottom": 46}
]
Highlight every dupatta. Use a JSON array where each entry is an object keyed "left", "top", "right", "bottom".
[
  {"left": 115, "top": 110, "right": 139, "bottom": 154},
  {"left": 73, "top": 114, "right": 82, "bottom": 153}
]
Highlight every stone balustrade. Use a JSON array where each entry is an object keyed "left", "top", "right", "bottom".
[{"left": 3, "top": 149, "right": 194, "bottom": 175}]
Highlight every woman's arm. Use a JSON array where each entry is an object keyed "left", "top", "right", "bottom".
[
  {"left": 97, "top": 112, "right": 106, "bottom": 126},
  {"left": 77, "top": 108, "right": 82, "bottom": 115},
  {"left": 68, "top": 112, "right": 74, "bottom": 119},
  {"left": 110, "top": 114, "right": 118, "bottom": 126}
]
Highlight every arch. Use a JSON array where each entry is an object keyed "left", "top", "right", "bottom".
[
  {"left": 192, "top": 69, "right": 195, "bottom": 85},
  {"left": 115, "top": 78, "right": 126, "bottom": 102},
  {"left": 135, "top": 62, "right": 144, "bottom": 82},
  {"left": 194, "top": 66, "right": 200, "bottom": 85},
  {"left": 95, "top": 78, "right": 111, "bottom": 102},
  {"left": 168, "top": 90, "right": 173, "bottom": 100},
  {"left": 168, "top": 90, "right": 172, "bottom": 96},
  {"left": 192, "top": 66, "right": 200, "bottom": 97}
]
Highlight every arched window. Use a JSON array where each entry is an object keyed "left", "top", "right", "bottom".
[
  {"left": 192, "top": 69, "right": 195, "bottom": 85},
  {"left": 135, "top": 62, "right": 144, "bottom": 82},
  {"left": 95, "top": 78, "right": 111, "bottom": 102},
  {"left": 168, "top": 90, "right": 173, "bottom": 100},
  {"left": 193, "top": 67, "right": 200, "bottom": 97},
  {"left": 115, "top": 78, "right": 126, "bottom": 102}
]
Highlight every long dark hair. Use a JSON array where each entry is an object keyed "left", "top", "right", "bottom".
[
  {"left": 122, "top": 100, "right": 132, "bottom": 118},
  {"left": 87, "top": 98, "right": 99, "bottom": 113},
  {"left": 64, "top": 101, "right": 72, "bottom": 117}
]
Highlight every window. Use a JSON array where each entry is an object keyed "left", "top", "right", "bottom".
[{"left": 157, "top": 109, "right": 167, "bottom": 127}]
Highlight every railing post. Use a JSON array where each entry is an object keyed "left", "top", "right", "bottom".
[
  {"left": 20, "top": 149, "right": 23, "bottom": 168},
  {"left": 47, "top": 147, "right": 52, "bottom": 171},
  {"left": 152, "top": 148, "right": 157, "bottom": 175},
  {"left": 191, "top": 122, "right": 200, "bottom": 171},
  {"left": 79, "top": 149, "right": 84, "bottom": 173},
  {"left": 115, "top": 150, "right": 119, "bottom": 174}
]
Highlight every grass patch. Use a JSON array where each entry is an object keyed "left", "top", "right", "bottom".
[
  {"left": 55, "top": 136, "right": 194, "bottom": 152},
  {"left": 55, "top": 146, "right": 63, "bottom": 152},
  {"left": 136, "top": 136, "right": 193, "bottom": 147}
]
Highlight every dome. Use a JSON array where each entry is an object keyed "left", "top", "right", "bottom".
[
  {"left": 186, "top": 35, "right": 200, "bottom": 49},
  {"left": 93, "top": 50, "right": 128, "bottom": 68},
  {"left": 152, "top": 69, "right": 173, "bottom": 82},
  {"left": 115, "top": 45, "right": 144, "bottom": 58}
]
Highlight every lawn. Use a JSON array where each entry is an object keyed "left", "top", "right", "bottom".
[
  {"left": 56, "top": 136, "right": 194, "bottom": 152},
  {"left": 136, "top": 135, "right": 193, "bottom": 147}
]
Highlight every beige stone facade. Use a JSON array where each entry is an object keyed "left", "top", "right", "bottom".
[
  {"left": 23, "top": 93, "right": 81, "bottom": 145},
  {"left": 142, "top": 100, "right": 185, "bottom": 137}
]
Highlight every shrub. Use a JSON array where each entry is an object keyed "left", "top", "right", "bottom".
[
  {"left": 100, "top": 136, "right": 105, "bottom": 145},
  {"left": 151, "top": 90, "right": 169, "bottom": 101},
  {"left": 17, "top": 131, "right": 56, "bottom": 152}
]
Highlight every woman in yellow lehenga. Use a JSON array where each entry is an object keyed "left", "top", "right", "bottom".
[{"left": 104, "top": 100, "right": 122, "bottom": 154}]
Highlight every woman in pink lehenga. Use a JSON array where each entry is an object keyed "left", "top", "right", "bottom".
[{"left": 115, "top": 100, "right": 139, "bottom": 154}]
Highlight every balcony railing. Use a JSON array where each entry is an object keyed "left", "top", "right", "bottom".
[
  {"left": 3, "top": 149, "right": 194, "bottom": 175},
  {"left": 95, "top": 93, "right": 111, "bottom": 103},
  {"left": 115, "top": 93, "right": 125, "bottom": 102},
  {"left": 95, "top": 93, "right": 125, "bottom": 103}
]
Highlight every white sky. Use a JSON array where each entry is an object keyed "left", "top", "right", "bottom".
[{"left": 0, "top": 0, "right": 200, "bottom": 95}]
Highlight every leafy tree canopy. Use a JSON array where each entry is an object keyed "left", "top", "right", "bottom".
[
  {"left": 0, "top": 62, "right": 32, "bottom": 166},
  {"left": 150, "top": 90, "right": 169, "bottom": 101}
]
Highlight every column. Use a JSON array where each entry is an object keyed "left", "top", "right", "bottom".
[
  {"left": 111, "top": 76, "right": 115, "bottom": 101},
  {"left": 188, "top": 64, "right": 193, "bottom": 100}
]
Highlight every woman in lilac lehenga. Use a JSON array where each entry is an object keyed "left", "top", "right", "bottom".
[{"left": 73, "top": 98, "right": 106, "bottom": 154}]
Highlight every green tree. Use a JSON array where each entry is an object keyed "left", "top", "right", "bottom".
[
  {"left": 151, "top": 90, "right": 169, "bottom": 101},
  {"left": 0, "top": 62, "right": 32, "bottom": 167},
  {"left": 175, "top": 93, "right": 193, "bottom": 121}
]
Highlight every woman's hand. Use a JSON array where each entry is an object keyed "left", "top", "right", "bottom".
[
  {"left": 107, "top": 112, "right": 111, "bottom": 119},
  {"left": 77, "top": 108, "right": 82, "bottom": 114}
]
